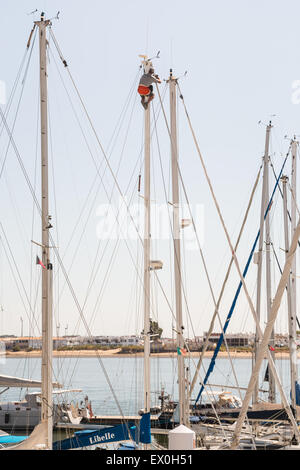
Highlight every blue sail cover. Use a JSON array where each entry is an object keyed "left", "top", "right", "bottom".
[
  {"left": 139, "top": 411, "right": 151, "bottom": 444},
  {"left": 53, "top": 412, "right": 151, "bottom": 450}
]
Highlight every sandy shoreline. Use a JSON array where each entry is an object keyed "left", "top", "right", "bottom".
[{"left": 4, "top": 349, "right": 293, "bottom": 359}]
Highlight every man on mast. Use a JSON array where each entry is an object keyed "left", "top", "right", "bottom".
[{"left": 138, "top": 61, "right": 161, "bottom": 110}]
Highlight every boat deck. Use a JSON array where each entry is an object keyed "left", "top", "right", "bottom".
[
  {"left": 56, "top": 414, "right": 161, "bottom": 430},
  {"left": 84, "top": 414, "right": 160, "bottom": 426}
]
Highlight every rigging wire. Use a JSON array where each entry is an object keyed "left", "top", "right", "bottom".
[
  {"left": 29, "top": 92, "right": 41, "bottom": 341},
  {"left": 0, "top": 27, "right": 41, "bottom": 342},
  {"left": 47, "top": 40, "right": 152, "bottom": 338},
  {"left": 176, "top": 86, "right": 300, "bottom": 441},
  {"left": 5, "top": 23, "right": 298, "bottom": 436},
  {"left": 45, "top": 30, "right": 221, "bottom": 424},
  {"left": 82, "top": 90, "right": 168, "bottom": 348},
  {"left": 152, "top": 86, "right": 203, "bottom": 337},
  {"left": 0, "top": 32, "right": 165, "bottom": 427},
  {"left": 190, "top": 164, "right": 263, "bottom": 393},
  {"left": 47, "top": 52, "right": 168, "bottom": 360},
  {"left": 0, "top": 102, "right": 129, "bottom": 421},
  {"left": 49, "top": 30, "right": 179, "bottom": 368},
  {"left": 0, "top": 223, "right": 41, "bottom": 336},
  {"left": 150, "top": 86, "right": 254, "bottom": 436},
  {"left": 45, "top": 41, "right": 145, "bottom": 392},
  {"left": 0, "top": 27, "right": 37, "bottom": 181},
  {"left": 154, "top": 81, "right": 249, "bottom": 408},
  {"left": 48, "top": 28, "right": 149, "bottom": 253},
  {"left": 0, "top": 47, "right": 29, "bottom": 140}
]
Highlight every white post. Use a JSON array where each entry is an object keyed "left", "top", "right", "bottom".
[
  {"left": 169, "top": 70, "right": 187, "bottom": 425},
  {"left": 36, "top": 14, "right": 53, "bottom": 449},
  {"left": 281, "top": 175, "right": 298, "bottom": 409},
  {"left": 143, "top": 105, "right": 151, "bottom": 421}
]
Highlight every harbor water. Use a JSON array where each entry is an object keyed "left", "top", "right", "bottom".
[{"left": 0, "top": 355, "right": 296, "bottom": 416}]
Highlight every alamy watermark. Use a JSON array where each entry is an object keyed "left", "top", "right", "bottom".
[{"left": 96, "top": 198, "right": 205, "bottom": 251}]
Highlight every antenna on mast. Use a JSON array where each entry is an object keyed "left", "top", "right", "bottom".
[
  {"left": 138, "top": 51, "right": 160, "bottom": 71},
  {"left": 27, "top": 8, "right": 38, "bottom": 15},
  {"left": 49, "top": 11, "right": 60, "bottom": 21}
]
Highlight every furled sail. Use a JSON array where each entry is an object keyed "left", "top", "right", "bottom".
[
  {"left": 0, "top": 373, "right": 61, "bottom": 388},
  {"left": 3, "top": 421, "right": 49, "bottom": 450}
]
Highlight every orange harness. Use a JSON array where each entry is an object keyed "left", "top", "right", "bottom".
[{"left": 138, "top": 85, "right": 150, "bottom": 96}]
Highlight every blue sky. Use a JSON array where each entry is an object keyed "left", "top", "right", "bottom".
[{"left": 0, "top": 0, "right": 299, "bottom": 338}]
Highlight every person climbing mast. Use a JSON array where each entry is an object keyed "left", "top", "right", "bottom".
[{"left": 138, "top": 58, "right": 161, "bottom": 110}]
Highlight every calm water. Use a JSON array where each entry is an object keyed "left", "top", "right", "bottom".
[{"left": 0, "top": 355, "right": 295, "bottom": 416}]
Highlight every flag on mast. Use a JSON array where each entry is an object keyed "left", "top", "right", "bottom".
[
  {"left": 177, "top": 347, "right": 187, "bottom": 356},
  {"left": 36, "top": 255, "right": 46, "bottom": 270}
]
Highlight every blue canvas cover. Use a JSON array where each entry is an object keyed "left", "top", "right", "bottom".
[
  {"left": 53, "top": 422, "right": 132, "bottom": 450},
  {"left": 53, "top": 412, "right": 151, "bottom": 450},
  {"left": 295, "top": 382, "right": 300, "bottom": 406}
]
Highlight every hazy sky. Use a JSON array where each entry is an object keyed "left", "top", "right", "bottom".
[{"left": 0, "top": 0, "right": 299, "bottom": 339}]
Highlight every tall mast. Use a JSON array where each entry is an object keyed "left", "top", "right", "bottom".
[
  {"left": 35, "top": 13, "right": 53, "bottom": 449},
  {"left": 143, "top": 101, "right": 151, "bottom": 420},
  {"left": 281, "top": 175, "right": 297, "bottom": 409},
  {"left": 290, "top": 138, "right": 298, "bottom": 405},
  {"left": 168, "top": 70, "right": 187, "bottom": 425},
  {"left": 254, "top": 122, "right": 274, "bottom": 403}
]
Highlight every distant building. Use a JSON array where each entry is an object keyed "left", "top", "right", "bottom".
[
  {"left": 1, "top": 336, "right": 81, "bottom": 350},
  {"left": 93, "top": 335, "right": 142, "bottom": 346},
  {"left": 2, "top": 336, "right": 33, "bottom": 350},
  {"left": 203, "top": 332, "right": 254, "bottom": 348}
]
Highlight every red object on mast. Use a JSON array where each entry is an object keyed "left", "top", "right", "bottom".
[{"left": 36, "top": 255, "right": 46, "bottom": 270}]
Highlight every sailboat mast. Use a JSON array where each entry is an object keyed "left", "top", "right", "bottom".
[
  {"left": 143, "top": 104, "right": 151, "bottom": 417},
  {"left": 254, "top": 121, "right": 272, "bottom": 404},
  {"left": 168, "top": 70, "right": 187, "bottom": 425},
  {"left": 290, "top": 138, "right": 298, "bottom": 405},
  {"left": 264, "top": 127, "right": 275, "bottom": 403},
  {"left": 36, "top": 13, "right": 53, "bottom": 449},
  {"left": 281, "top": 175, "right": 297, "bottom": 409}
]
